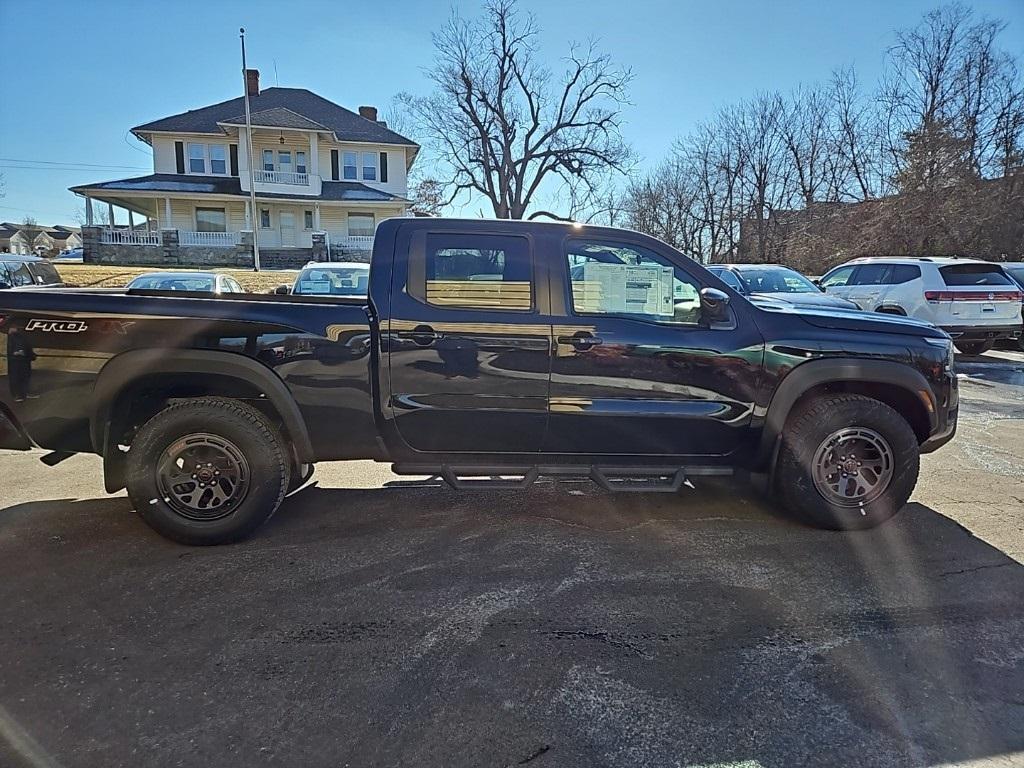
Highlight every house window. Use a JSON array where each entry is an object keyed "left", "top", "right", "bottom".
[
  {"left": 347, "top": 213, "right": 374, "bottom": 238},
  {"left": 304, "top": 210, "right": 314, "bottom": 229},
  {"left": 259, "top": 208, "right": 271, "bottom": 228},
  {"left": 343, "top": 151, "right": 357, "bottom": 180},
  {"left": 210, "top": 145, "right": 227, "bottom": 175},
  {"left": 188, "top": 143, "right": 206, "bottom": 173},
  {"left": 279, "top": 151, "right": 292, "bottom": 173},
  {"left": 296, "top": 151, "right": 307, "bottom": 175},
  {"left": 263, "top": 150, "right": 274, "bottom": 172},
  {"left": 362, "top": 152, "right": 376, "bottom": 181},
  {"left": 195, "top": 207, "right": 227, "bottom": 233}
]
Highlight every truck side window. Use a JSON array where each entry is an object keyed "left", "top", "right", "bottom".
[
  {"left": 421, "top": 233, "right": 532, "bottom": 311},
  {"left": 566, "top": 240, "right": 702, "bottom": 325}
]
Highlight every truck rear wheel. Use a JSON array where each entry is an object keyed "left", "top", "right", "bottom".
[
  {"left": 775, "top": 394, "right": 919, "bottom": 530},
  {"left": 125, "top": 398, "right": 289, "bottom": 545}
]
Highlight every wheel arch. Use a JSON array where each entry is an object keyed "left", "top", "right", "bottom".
[
  {"left": 93, "top": 349, "right": 314, "bottom": 492},
  {"left": 755, "top": 358, "right": 937, "bottom": 472},
  {"left": 874, "top": 305, "right": 907, "bottom": 315}
]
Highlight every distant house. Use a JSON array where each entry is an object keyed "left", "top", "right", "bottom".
[
  {"left": 1, "top": 223, "right": 81, "bottom": 256},
  {"left": 71, "top": 69, "right": 419, "bottom": 267}
]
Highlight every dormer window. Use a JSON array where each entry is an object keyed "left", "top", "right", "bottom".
[
  {"left": 210, "top": 145, "right": 227, "bottom": 175},
  {"left": 188, "top": 143, "right": 205, "bottom": 173},
  {"left": 362, "top": 152, "right": 377, "bottom": 181},
  {"left": 343, "top": 151, "right": 358, "bottom": 180}
]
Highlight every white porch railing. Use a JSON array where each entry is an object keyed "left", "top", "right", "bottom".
[
  {"left": 327, "top": 233, "right": 374, "bottom": 251},
  {"left": 101, "top": 229, "right": 160, "bottom": 245},
  {"left": 253, "top": 170, "right": 309, "bottom": 185},
  {"left": 180, "top": 231, "right": 237, "bottom": 247}
]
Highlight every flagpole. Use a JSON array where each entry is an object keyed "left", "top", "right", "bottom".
[{"left": 240, "top": 28, "right": 261, "bottom": 272}]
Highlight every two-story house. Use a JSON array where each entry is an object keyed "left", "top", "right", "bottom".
[{"left": 71, "top": 70, "right": 418, "bottom": 265}]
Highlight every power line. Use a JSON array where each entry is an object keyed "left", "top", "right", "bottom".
[{"left": 0, "top": 158, "right": 149, "bottom": 170}]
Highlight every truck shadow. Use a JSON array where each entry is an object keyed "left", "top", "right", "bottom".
[{"left": 0, "top": 484, "right": 1022, "bottom": 767}]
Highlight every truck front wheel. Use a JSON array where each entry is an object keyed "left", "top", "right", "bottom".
[
  {"left": 775, "top": 394, "right": 919, "bottom": 530},
  {"left": 125, "top": 398, "right": 289, "bottom": 545}
]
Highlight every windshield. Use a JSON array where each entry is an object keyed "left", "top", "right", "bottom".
[
  {"left": 736, "top": 267, "right": 818, "bottom": 294},
  {"left": 129, "top": 275, "right": 216, "bottom": 292},
  {"left": 294, "top": 267, "right": 369, "bottom": 295}
]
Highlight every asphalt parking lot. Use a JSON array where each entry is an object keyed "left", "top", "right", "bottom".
[{"left": 1, "top": 352, "right": 1023, "bottom": 768}]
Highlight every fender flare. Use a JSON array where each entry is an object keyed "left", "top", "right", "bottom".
[
  {"left": 91, "top": 348, "right": 314, "bottom": 462},
  {"left": 755, "top": 357, "right": 937, "bottom": 470}
]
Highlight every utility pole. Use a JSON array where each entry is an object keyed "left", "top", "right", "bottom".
[{"left": 241, "top": 28, "right": 261, "bottom": 271}]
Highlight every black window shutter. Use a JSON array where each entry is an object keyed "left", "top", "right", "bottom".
[
  {"left": 175, "top": 141, "right": 185, "bottom": 174},
  {"left": 379, "top": 152, "right": 388, "bottom": 183},
  {"left": 331, "top": 150, "right": 340, "bottom": 181},
  {"left": 229, "top": 144, "right": 239, "bottom": 176}
]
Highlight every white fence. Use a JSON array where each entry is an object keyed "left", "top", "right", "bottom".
[
  {"left": 180, "top": 231, "right": 237, "bottom": 247},
  {"left": 101, "top": 229, "right": 160, "bottom": 246},
  {"left": 327, "top": 233, "right": 374, "bottom": 251},
  {"left": 253, "top": 170, "right": 309, "bottom": 186}
]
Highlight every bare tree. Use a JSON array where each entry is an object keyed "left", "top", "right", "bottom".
[
  {"left": 409, "top": 178, "right": 446, "bottom": 217},
  {"left": 403, "top": 0, "right": 633, "bottom": 219}
]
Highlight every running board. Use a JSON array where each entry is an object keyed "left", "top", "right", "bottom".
[{"left": 392, "top": 463, "right": 731, "bottom": 492}]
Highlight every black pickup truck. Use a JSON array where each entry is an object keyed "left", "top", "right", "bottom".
[{"left": 0, "top": 219, "right": 957, "bottom": 544}]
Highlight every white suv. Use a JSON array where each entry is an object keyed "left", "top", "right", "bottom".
[{"left": 818, "top": 257, "right": 1023, "bottom": 355}]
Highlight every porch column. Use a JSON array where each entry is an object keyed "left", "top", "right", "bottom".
[
  {"left": 107, "top": 202, "right": 115, "bottom": 228},
  {"left": 244, "top": 200, "right": 252, "bottom": 229},
  {"left": 313, "top": 202, "right": 321, "bottom": 230},
  {"left": 128, "top": 210, "right": 134, "bottom": 230},
  {"left": 85, "top": 197, "right": 94, "bottom": 225},
  {"left": 164, "top": 197, "right": 172, "bottom": 228},
  {"left": 309, "top": 132, "right": 319, "bottom": 178}
]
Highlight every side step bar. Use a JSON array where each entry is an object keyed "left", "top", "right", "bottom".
[{"left": 391, "top": 463, "right": 731, "bottom": 493}]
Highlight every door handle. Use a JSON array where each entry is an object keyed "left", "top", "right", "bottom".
[
  {"left": 397, "top": 325, "right": 442, "bottom": 346},
  {"left": 557, "top": 332, "right": 603, "bottom": 350}
]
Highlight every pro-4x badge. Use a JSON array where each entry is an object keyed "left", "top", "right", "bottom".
[{"left": 25, "top": 319, "right": 88, "bottom": 333}]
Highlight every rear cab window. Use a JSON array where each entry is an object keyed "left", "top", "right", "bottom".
[{"left": 408, "top": 233, "right": 534, "bottom": 311}]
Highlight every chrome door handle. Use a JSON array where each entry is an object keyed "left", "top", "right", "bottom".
[{"left": 557, "top": 332, "right": 603, "bottom": 350}]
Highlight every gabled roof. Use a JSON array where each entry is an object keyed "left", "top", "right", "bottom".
[
  {"left": 132, "top": 87, "right": 417, "bottom": 148},
  {"left": 219, "top": 107, "right": 330, "bottom": 132},
  {"left": 70, "top": 173, "right": 409, "bottom": 203}
]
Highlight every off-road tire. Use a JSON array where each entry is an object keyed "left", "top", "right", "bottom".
[
  {"left": 775, "top": 394, "right": 919, "bottom": 530},
  {"left": 126, "top": 398, "right": 289, "bottom": 545},
  {"left": 954, "top": 339, "right": 994, "bottom": 356}
]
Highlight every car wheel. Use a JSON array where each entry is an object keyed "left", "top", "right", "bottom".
[
  {"left": 954, "top": 340, "right": 994, "bottom": 355},
  {"left": 125, "top": 397, "right": 289, "bottom": 545},
  {"left": 775, "top": 394, "right": 919, "bottom": 530}
]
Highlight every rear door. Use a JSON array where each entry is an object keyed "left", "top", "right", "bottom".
[
  {"left": 846, "top": 263, "right": 891, "bottom": 309},
  {"left": 545, "top": 236, "right": 763, "bottom": 458},
  {"left": 386, "top": 226, "right": 552, "bottom": 453}
]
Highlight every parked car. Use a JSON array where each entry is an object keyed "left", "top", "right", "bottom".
[
  {"left": 0, "top": 218, "right": 958, "bottom": 544},
  {"left": 126, "top": 271, "right": 245, "bottom": 295},
  {"left": 707, "top": 264, "right": 860, "bottom": 310},
  {"left": 54, "top": 248, "right": 84, "bottom": 263},
  {"left": 998, "top": 262, "right": 1024, "bottom": 350},
  {"left": 0, "top": 254, "right": 64, "bottom": 290},
  {"left": 291, "top": 262, "right": 370, "bottom": 296},
  {"left": 819, "top": 257, "right": 1022, "bottom": 355}
]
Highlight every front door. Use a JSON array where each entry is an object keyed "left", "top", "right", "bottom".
[
  {"left": 386, "top": 226, "right": 552, "bottom": 454},
  {"left": 279, "top": 211, "right": 296, "bottom": 247},
  {"left": 546, "top": 237, "right": 764, "bottom": 458}
]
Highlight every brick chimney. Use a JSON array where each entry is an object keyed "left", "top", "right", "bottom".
[
  {"left": 358, "top": 105, "right": 378, "bottom": 122},
  {"left": 245, "top": 69, "right": 260, "bottom": 98}
]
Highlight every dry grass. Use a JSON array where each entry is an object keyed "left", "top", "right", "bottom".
[{"left": 57, "top": 264, "right": 298, "bottom": 293}]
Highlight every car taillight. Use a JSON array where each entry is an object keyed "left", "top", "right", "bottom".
[{"left": 925, "top": 290, "right": 1022, "bottom": 302}]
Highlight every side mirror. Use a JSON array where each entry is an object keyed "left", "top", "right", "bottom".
[
  {"left": 274, "top": 284, "right": 291, "bottom": 295},
  {"left": 812, "top": 278, "right": 823, "bottom": 289},
  {"left": 700, "top": 287, "right": 732, "bottom": 326}
]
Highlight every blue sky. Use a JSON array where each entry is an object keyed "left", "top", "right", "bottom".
[{"left": 1, "top": 0, "right": 1021, "bottom": 225}]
